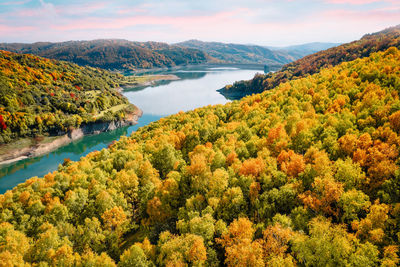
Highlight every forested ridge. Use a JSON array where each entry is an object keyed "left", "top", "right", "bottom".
[
  {"left": 221, "top": 25, "right": 400, "bottom": 99},
  {"left": 177, "top": 40, "right": 299, "bottom": 66},
  {"left": 0, "top": 39, "right": 334, "bottom": 72},
  {"left": 0, "top": 40, "right": 209, "bottom": 71},
  {"left": 0, "top": 50, "right": 136, "bottom": 143},
  {"left": 0, "top": 45, "right": 399, "bottom": 266}
]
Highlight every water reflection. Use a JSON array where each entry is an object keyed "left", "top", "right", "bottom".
[{"left": 123, "top": 69, "right": 208, "bottom": 93}]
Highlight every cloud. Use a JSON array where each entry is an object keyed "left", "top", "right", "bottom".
[
  {"left": 326, "top": 0, "right": 398, "bottom": 5},
  {"left": 39, "top": 0, "right": 55, "bottom": 11},
  {"left": 0, "top": 0, "right": 30, "bottom": 5},
  {"left": 321, "top": 7, "right": 400, "bottom": 21},
  {"left": 0, "top": 24, "right": 35, "bottom": 34},
  {"left": 14, "top": 0, "right": 57, "bottom": 17},
  {"left": 52, "top": 8, "right": 251, "bottom": 31},
  {"left": 61, "top": 2, "right": 109, "bottom": 16}
]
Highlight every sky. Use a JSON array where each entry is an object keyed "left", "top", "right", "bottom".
[{"left": 0, "top": 0, "right": 398, "bottom": 46}]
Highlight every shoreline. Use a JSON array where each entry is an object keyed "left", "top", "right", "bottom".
[
  {"left": 119, "top": 74, "right": 180, "bottom": 89},
  {"left": 0, "top": 107, "right": 143, "bottom": 167},
  {"left": 125, "top": 63, "right": 268, "bottom": 75}
]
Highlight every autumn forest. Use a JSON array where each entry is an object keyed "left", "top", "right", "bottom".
[{"left": 0, "top": 21, "right": 400, "bottom": 266}]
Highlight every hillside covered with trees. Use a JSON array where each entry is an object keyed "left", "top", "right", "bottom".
[
  {"left": 177, "top": 40, "right": 296, "bottom": 67},
  {"left": 0, "top": 45, "right": 399, "bottom": 265},
  {"left": 0, "top": 40, "right": 209, "bottom": 71},
  {"left": 0, "top": 50, "right": 137, "bottom": 144},
  {"left": 220, "top": 25, "right": 400, "bottom": 99},
  {"left": 177, "top": 40, "right": 338, "bottom": 67},
  {"left": 0, "top": 39, "right": 336, "bottom": 72}
]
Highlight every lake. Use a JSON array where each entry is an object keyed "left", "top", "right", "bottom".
[{"left": 0, "top": 66, "right": 262, "bottom": 193}]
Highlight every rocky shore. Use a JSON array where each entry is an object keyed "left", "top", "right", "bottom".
[{"left": 0, "top": 108, "right": 143, "bottom": 166}]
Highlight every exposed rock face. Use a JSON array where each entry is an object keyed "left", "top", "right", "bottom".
[
  {"left": 79, "top": 109, "right": 142, "bottom": 135},
  {"left": 0, "top": 108, "right": 143, "bottom": 165}
]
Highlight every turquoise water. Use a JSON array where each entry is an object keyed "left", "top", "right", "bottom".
[{"left": 0, "top": 67, "right": 262, "bottom": 193}]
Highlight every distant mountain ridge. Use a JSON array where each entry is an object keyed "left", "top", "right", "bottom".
[
  {"left": 266, "top": 42, "right": 341, "bottom": 61},
  {"left": 176, "top": 40, "right": 337, "bottom": 68},
  {"left": 266, "top": 42, "right": 340, "bottom": 53},
  {"left": 0, "top": 39, "right": 209, "bottom": 71},
  {"left": 0, "top": 39, "right": 337, "bottom": 71},
  {"left": 176, "top": 39, "right": 295, "bottom": 67}
]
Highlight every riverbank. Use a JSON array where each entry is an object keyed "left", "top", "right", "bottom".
[
  {"left": 128, "top": 63, "right": 267, "bottom": 75},
  {"left": 0, "top": 107, "right": 143, "bottom": 166},
  {"left": 119, "top": 74, "right": 180, "bottom": 89}
]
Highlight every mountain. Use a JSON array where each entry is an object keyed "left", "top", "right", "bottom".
[
  {"left": 0, "top": 46, "right": 399, "bottom": 265},
  {"left": 0, "top": 39, "right": 336, "bottom": 72},
  {"left": 0, "top": 49, "right": 137, "bottom": 144},
  {"left": 266, "top": 42, "right": 340, "bottom": 60},
  {"left": 177, "top": 39, "right": 296, "bottom": 67},
  {"left": 267, "top": 42, "right": 340, "bottom": 53},
  {"left": 0, "top": 39, "right": 209, "bottom": 71},
  {"left": 219, "top": 25, "right": 400, "bottom": 99},
  {"left": 177, "top": 40, "right": 338, "bottom": 68}
]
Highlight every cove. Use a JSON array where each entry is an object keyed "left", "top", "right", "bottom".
[{"left": 0, "top": 66, "right": 262, "bottom": 193}]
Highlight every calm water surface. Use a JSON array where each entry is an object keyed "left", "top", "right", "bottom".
[{"left": 0, "top": 67, "right": 261, "bottom": 193}]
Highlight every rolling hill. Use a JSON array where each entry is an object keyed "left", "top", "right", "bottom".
[
  {"left": 0, "top": 39, "right": 337, "bottom": 72},
  {"left": 177, "top": 40, "right": 338, "bottom": 67},
  {"left": 177, "top": 39, "right": 295, "bottom": 66},
  {"left": 0, "top": 39, "right": 209, "bottom": 71}
]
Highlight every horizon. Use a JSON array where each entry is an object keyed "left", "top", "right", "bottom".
[{"left": 0, "top": 0, "right": 399, "bottom": 46}]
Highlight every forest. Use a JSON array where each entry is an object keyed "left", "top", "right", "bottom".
[
  {"left": 0, "top": 44, "right": 399, "bottom": 266},
  {"left": 0, "top": 40, "right": 209, "bottom": 71},
  {"left": 177, "top": 40, "right": 299, "bottom": 66},
  {"left": 0, "top": 39, "right": 329, "bottom": 72},
  {"left": 220, "top": 25, "right": 400, "bottom": 99},
  {"left": 0, "top": 50, "right": 136, "bottom": 143}
]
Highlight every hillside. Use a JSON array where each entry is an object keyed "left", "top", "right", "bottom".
[
  {"left": 0, "top": 40, "right": 209, "bottom": 71},
  {"left": 220, "top": 25, "right": 400, "bottom": 99},
  {"left": 0, "top": 50, "right": 138, "bottom": 144},
  {"left": 177, "top": 40, "right": 337, "bottom": 68},
  {"left": 0, "top": 46, "right": 399, "bottom": 266},
  {"left": 0, "top": 39, "right": 333, "bottom": 72},
  {"left": 177, "top": 39, "right": 296, "bottom": 67}
]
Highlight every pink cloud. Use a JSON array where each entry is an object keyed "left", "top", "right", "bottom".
[
  {"left": 0, "top": 24, "right": 35, "bottom": 33},
  {"left": 326, "top": 0, "right": 398, "bottom": 4},
  {"left": 52, "top": 8, "right": 251, "bottom": 31},
  {"left": 0, "top": 1, "right": 30, "bottom": 6},
  {"left": 118, "top": 7, "right": 148, "bottom": 15},
  {"left": 321, "top": 8, "right": 400, "bottom": 20},
  {"left": 117, "top": 3, "right": 153, "bottom": 15},
  {"left": 62, "top": 2, "right": 109, "bottom": 16},
  {"left": 12, "top": 2, "right": 109, "bottom": 17}
]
